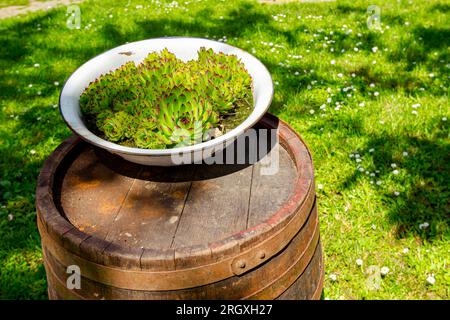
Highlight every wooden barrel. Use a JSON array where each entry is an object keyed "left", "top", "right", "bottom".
[{"left": 36, "top": 114, "right": 323, "bottom": 300}]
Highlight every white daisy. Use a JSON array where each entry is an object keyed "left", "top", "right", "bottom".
[
  {"left": 419, "top": 222, "right": 429, "bottom": 230},
  {"left": 426, "top": 275, "right": 436, "bottom": 285}
]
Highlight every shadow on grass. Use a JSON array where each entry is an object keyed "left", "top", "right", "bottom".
[
  {"left": 430, "top": 3, "right": 450, "bottom": 13},
  {"left": 336, "top": 124, "right": 449, "bottom": 241}
]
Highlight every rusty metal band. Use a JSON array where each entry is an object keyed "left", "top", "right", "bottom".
[
  {"left": 39, "top": 198, "right": 317, "bottom": 292},
  {"left": 43, "top": 216, "right": 320, "bottom": 299},
  {"left": 244, "top": 226, "right": 320, "bottom": 300},
  {"left": 38, "top": 189, "right": 315, "bottom": 291}
]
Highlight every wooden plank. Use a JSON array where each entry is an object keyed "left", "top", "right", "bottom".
[
  {"left": 171, "top": 163, "right": 253, "bottom": 248},
  {"left": 103, "top": 165, "right": 195, "bottom": 249},
  {"left": 247, "top": 146, "right": 297, "bottom": 228},
  {"left": 59, "top": 146, "right": 136, "bottom": 239}
]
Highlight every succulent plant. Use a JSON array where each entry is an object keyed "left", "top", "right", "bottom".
[{"left": 80, "top": 47, "right": 253, "bottom": 149}]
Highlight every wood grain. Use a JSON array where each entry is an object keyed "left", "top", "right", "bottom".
[{"left": 172, "top": 164, "right": 253, "bottom": 248}]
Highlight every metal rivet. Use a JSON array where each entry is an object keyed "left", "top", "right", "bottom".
[
  {"left": 258, "top": 251, "right": 266, "bottom": 259},
  {"left": 237, "top": 260, "right": 246, "bottom": 269}
]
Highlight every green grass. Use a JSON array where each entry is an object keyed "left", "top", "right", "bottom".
[{"left": 0, "top": 0, "right": 448, "bottom": 299}]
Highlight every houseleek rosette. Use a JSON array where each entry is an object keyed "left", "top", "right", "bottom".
[{"left": 79, "top": 48, "right": 253, "bottom": 149}]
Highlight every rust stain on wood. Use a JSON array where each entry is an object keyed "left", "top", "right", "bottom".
[
  {"left": 66, "top": 177, "right": 101, "bottom": 190},
  {"left": 99, "top": 202, "right": 119, "bottom": 215}
]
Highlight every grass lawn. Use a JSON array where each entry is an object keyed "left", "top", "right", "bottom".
[{"left": 0, "top": 0, "right": 449, "bottom": 299}]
